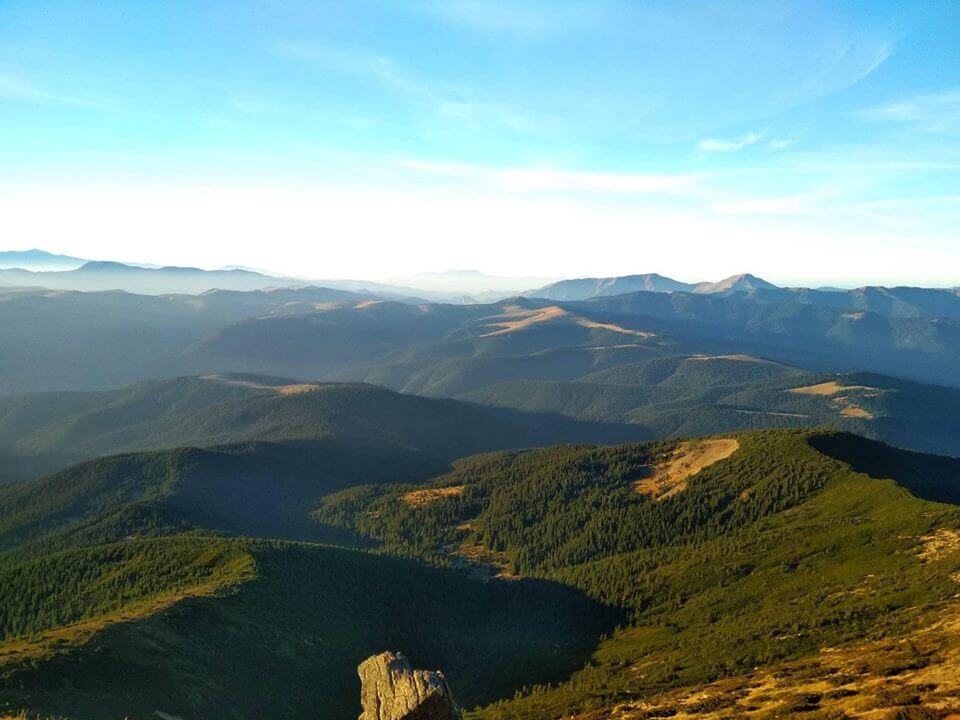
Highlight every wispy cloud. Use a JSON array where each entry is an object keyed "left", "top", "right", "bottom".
[
  {"left": 698, "top": 131, "right": 763, "bottom": 152},
  {"left": 269, "top": 41, "right": 541, "bottom": 132},
  {"left": 860, "top": 89, "right": 960, "bottom": 133},
  {"left": 709, "top": 185, "right": 837, "bottom": 216},
  {"left": 710, "top": 196, "right": 808, "bottom": 215},
  {"left": 419, "top": 0, "right": 600, "bottom": 37},
  {"left": 268, "top": 41, "right": 322, "bottom": 63},
  {"left": 270, "top": 42, "right": 432, "bottom": 100},
  {"left": 768, "top": 138, "right": 796, "bottom": 150},
  {"left": 433, "top": 0, "right": 554, "bottom": 35},
  {"left": 398, "top": 159, "right": 698, "bottom": 194},
  {"left": 230, "top": 94, "right": 307, "bottom": 119},
  {"left": 0, "top": 72, "right": 97, "bottom": 108}
]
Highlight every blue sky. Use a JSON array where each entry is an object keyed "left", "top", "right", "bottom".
[{"left": 0, "top": 0, "right": 958, "bottom": 285}]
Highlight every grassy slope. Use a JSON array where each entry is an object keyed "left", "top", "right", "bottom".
[
  {"left": 2, "top": 430, "right": 959, "bottom": 719},
  {"left": 318, "top": 430, "right": 960, "bottom": 719},
  {"left": 0, "top": 428, "right": 616, "bottom": 720},
  {"left": 0, "top": 540, "right": 611, "bottom": 720}
]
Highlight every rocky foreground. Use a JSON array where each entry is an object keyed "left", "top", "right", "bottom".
[{"left": 358, "top": 652, "right": 463, "bottom": 720}]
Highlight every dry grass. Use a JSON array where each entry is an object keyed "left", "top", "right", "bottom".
[
  {"left": 574, "top": 601, "right": 960, "bottom": 719},
  {"left": 480, "top": 306, "right": 653, "bottom": 339},
  {"left": 790, "top": 380, "right": 843, "bottom": 394},
  {"left": 481, "top": 306, "right": 569, "bottom": 336},
  {"left": 401, "top": 485, "right": 466, "bottom": 507},
  {"left": 789, "top": 381, "right": 883, "bottom": 398},
  {"left": 788, "top": 382, "right": 884, "bottom": 421},
  {"left": 634, "top": 439, "right": 740, "bottom": 501},
  {"left": 275, "top": 384, "right": 322, "bottom": 395},
  {"left": 575, "top": 318, "right": 655, "bottom": 338},
  {"left": 840, "top": 405, "right": 875, "bottom": 419},
  {"left": 919, "top": 529, "right": 960, "bottom": 562},
  {"left": 199, "top": 374, "right": 320, "bottom": 396},
  {"left": 453, "top": 543, "right": 515, "bottom": 580}
]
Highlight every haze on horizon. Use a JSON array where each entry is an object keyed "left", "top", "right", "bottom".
[{"left": 1, "top": 0, "right": 958, "bottom": 288}]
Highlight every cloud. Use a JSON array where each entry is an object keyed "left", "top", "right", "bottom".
[
  {"left": 398, "top": 159, "right": 698, "bottom": 194},
  {"left": 433, "top": 0, "right": 554, "bottom": 35},
  {"left": 697, "top": 131, "right": 763, "bottom": 152},
  {"left": 768, "top": 138, "right": 796, "bottom": 150},
  {"left": 268, "top": 40, "right": 323, "bottom": 63},
  {"left": 710, "top": 196, "right": 808, "bottom": 215},
  {"left": 270, "top": 42, "right": 433, "bottom": 101},
  {"left": 860, "top": 89, "right": 960, "bottom": 133},
  {"left": 230, "top": 95, "right": 306, "bottom": 118},
  {"left": 269, "top": 41, "right": 542, "bottom": 132},
  {"left": 418, "top": 0, "right": 601, "bottom": 37},
  {"left": 0, "top": 72, "right": 96, "bottom": 107},
  {"left": 709, "top": 185, "right": 838, "bottom": 216}
]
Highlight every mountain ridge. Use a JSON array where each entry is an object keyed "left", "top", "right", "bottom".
[{"left": 3, "top": 429, "right": 954, "bottom": 718}]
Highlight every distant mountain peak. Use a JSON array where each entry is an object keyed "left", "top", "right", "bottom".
[
  {"left": 0, "top": 248, "right": 87, "bottom": 271},
  {"left": 530, "top": 273, "right": 697, "bottom": 300},
  {"left": 695, "top": 273, "right": 778, "bottom": 294},
  {"left": 75, "top": 260, "right": 133, "bottom": 272}
]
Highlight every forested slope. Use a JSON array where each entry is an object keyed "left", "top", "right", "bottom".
[{"left": 2, "top": 430, "right": 959, "bottom": 719}]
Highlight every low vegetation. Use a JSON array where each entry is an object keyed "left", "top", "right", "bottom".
[
  {"left": 318, "top": 430, "right": 960, "bottom": 719},
  {"left": 1, "top": 429, "right": 958, "bottom": 719}
]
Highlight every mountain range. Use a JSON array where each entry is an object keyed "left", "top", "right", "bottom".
[
  {"left": 3, "top": 279, "right": 960, "bottom": 425},
  {"left": 0, "top": 260, "right": 296, "bottom": 295},
  {"left": 0, "top": 255, "right": 538, "bottom": 302},
  {"left": 0, "top": 249, "right": 87, "bottom": 272},
  {"left": 0, "top": 374, "right": 642, "bottom": 485},
  {"left": 2, "top": 250, "right": 960, "bottom": 718},
  {"left": 529, "top": 272, "right": 781, "bottom": 299}
]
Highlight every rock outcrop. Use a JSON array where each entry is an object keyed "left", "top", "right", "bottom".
[{"left": 358, "top": 651, "right": 463, "bottom": 720}]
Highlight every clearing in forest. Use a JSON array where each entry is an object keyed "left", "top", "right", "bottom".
[
  {"left": 633, "top": 438, "right": 740, "bottom": 501},
  {"left": 401, "top": 485, "right": 466, "bottom": 506}
]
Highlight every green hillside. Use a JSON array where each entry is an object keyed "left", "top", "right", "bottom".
[
  {"left": 0, "top": 375, "right": 645, "bottom": 484},
  {"left": 319, "top": 430, "right": 960, "bottom": 718},
  {"left": 459, "top": 356, "right": 960, "bottom": 456},
  {"left": 2, "top": 430, "right": 960, "bottom": 719},
  {"left": 0, "top": 433, "right": 613, "bottom": 718},
  {"left": 0, "top": 540, "right": 609, "bottom": 719},
  {"left": 0, "top": 438, "right": 458, "bottom": 553}
]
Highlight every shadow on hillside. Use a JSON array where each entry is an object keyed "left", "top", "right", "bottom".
[
  {"left": 809, "top": 432, "right": 960, "bottom": 505},
  {"left": 1, "top": 542, "right": 621, "bottom": 720},
  {"left": 478, "top": 403, "right": 655, "bottom": 447}
]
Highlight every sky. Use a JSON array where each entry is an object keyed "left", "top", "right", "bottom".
[{"left": 0, "top": 0, "right": 958, "bottom": 287}]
